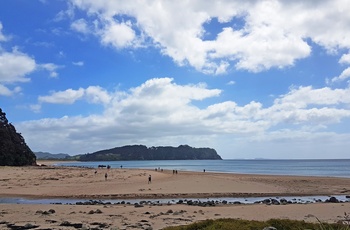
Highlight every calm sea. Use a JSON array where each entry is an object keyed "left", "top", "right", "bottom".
[{"left": 57, "top": 159, "right": 350, "bottom": 178}]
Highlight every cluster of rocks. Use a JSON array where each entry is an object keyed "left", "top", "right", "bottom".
[
  {"left": 254, "top": 196, "right": 345, "bottom": 205},
  {"left": 35, "top": 209, "right": 56, "bottom": 215},
  {"left": 65, "top": 195, "right": 349, "bottom": 208},
  {"left": 0, "top": 221, "right": 39, "bottom": 230}
]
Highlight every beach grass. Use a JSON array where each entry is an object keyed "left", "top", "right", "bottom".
[{"left": 162, "top": 218, "right": 350, "bottom": 230}]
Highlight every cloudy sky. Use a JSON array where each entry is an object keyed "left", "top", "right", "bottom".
[{"left": 1, "top": 0, "right": 350, "bottom": 159}]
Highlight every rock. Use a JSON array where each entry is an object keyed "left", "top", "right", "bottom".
[
  {"left": 262, "top": 199, "right": 271, "bottom": 204},
  {"left": 6, "top": 223, "right": 39, "bottom": 230},
  {"left": 279, "top": 198, "right": 288, "bottom": 205},
  {"left": 271, "top": 199, "right": 280, "bottom": 205},
  {"left": 134, "top": 203, "right": 144, "bottom": 208},
  {"left": 222, "top": 200, "right": 228, "bottom": 204},
  {"left": 95, "top": 209, "right": 102, "bottom": 214},
  {"left": 35, "top": 210, "right": 43, "bottom": 214},
  {"left": 326, "top": 196, "right": 339, "bottom": 203},
  {"left": 187, "top": 200, "right": 193, "bottom": 205},
  {"left": 166, "top": 209, "right": 173, "bottom": 214},
  {"left": 60, "top": 221, "right": 83, "bottom": 228},
  {"left": 90, "top": 222, "right": 109, "bottom": 228}
]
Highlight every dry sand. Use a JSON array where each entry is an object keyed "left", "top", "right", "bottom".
[{"left": 1, "top": 161, "right": 350, "bottom": 229}]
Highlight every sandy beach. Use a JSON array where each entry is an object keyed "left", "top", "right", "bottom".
[{"left": 1, "top": 162, "right": 350, "bottom": 229}]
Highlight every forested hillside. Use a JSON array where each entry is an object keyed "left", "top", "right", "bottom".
[
  {"left": 79, "top": 145, "right": 221, "bottom": 161},
  {"left": 0, "top": 108, "right": 36, "bottom": 166}
]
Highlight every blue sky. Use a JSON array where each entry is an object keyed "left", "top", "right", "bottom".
[{"left": 1, "top": 0, "right": 350, "bottom": 159}]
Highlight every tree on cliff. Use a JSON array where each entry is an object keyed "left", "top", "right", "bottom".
[{"left": 0, "top": 108, "right": 36, "bottom": 166}]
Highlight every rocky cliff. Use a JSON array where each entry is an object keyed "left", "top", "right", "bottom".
[{"left": 0, "top": 108, "right": 36, "bottom": 166}]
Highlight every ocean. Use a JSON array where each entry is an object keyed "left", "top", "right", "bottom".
[{"left": 56, "top": 159, "right": 350, "bottom": 178}]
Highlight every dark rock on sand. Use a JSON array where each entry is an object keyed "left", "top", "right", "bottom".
[
  {"left": 6, "top": 223, "right": 39, "bottom": 230},
  {"left": 59, "top": 221, "right": 83, "bottom": 228},
  {"left": 326, "top": 196, "right": 339, "bottom": 203},
  {"left": 134, "top": 203, "right": 144, "bottom": 208}
]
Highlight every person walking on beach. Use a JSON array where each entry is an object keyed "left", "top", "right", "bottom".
[
  {"left": 105, "top": 173, "right": 108, "bottom": 181},
  {"left": 148, "top": 175, "right": 152, "bottom": 184}
]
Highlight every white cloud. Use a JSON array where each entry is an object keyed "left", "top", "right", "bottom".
[
  {"left": 330, "top": 67, "right": 350, "bottom": 83},
  {"left": 68, "top": 0, "right": 350, "bottom": 74},
  {"left": 0, "top": 22, "right": 8, "bottom": 41},
  {"left": 71, "top": 18, "right": 90, "bottom": 34},
  {"left": 38, "top": 88, "right": 85, "bottom": 104},
  {"left": 100, "top": 21, "right": 136, "bottom": 49},
  {"left": 39, "top": 63, "right": 63, "bottom": 78},
  {"left": 37, "top": 86, "right": 112, "bottom": 105},
  {"left": 72, "top": 61, "right": 84, "bottom": 66},
  {"left": 227, "top": 81, "right": 235, "bottom": 85},
  {"left": 17, "top": 78, "right": 350, "bottom": 156},
  {"left": 85, "top": 86, "right": 111, "bottom": 104},
  {"left": 339, "top": 53, "right": 350, "bottom": 65},
  {"left": 0, "top": 49, "right": 36, "bottom": 83},
  {"left": 0, "top": 84, "right": 21, "bottom": 96}
]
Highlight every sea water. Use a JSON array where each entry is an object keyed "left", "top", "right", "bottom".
[{"left": 57, "top": 159, "right": 350, "bottom": 178}]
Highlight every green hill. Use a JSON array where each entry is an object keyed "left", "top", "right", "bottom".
[{"left": 79, "top": 144, "right": 221, "bottom": 161}]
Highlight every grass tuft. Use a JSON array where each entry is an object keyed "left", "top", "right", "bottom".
[{"left": 162, "top": 218, "right": 350, "bottom": 230}]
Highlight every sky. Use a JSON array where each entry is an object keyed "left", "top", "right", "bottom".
[{"left": 1, "top": 0, "right": 350, "bottom": 159}]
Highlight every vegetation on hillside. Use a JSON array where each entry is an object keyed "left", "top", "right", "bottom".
[
  {"left": 162, "top": 218, "right": 350, "bottom": 230},
  {"left": 79, "top": 144, "right": 221, "bottom": 161},
  {"left": 0, "top": 108, "right": 36, "bottom": 166}
]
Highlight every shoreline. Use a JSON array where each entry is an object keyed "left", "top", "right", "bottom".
[
  {"left": 39, "top": 159, "right": 350, "bottom": 179},
  {"left": 2, "top": 164, "right": 350, "bottom": 200}
]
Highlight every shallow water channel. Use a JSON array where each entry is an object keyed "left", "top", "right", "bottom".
[{"left": 0, "top": 195, "right": 349, "bottom": 205}]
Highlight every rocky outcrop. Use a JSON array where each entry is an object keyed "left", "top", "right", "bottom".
[{"left": 0, "top": 108, "right": 36, "bottom": 166}]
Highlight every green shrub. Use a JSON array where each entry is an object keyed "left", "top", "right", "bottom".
[{"left": 162, "top": 218, "right": 350, "bottom": 230}]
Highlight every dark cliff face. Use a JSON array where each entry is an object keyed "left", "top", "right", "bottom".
[{"left": 0, "top": 108, "right": 36, "bottom": 166}]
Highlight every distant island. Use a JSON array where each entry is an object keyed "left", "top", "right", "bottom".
[{"left": 79, "top": 145, "right": 222, "bottom": 161}]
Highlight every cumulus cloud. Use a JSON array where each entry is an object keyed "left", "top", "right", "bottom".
[
  {"left": 0, "top": 49, "right": 36, "bottom": 83},
  {"left": 37, "top": 86, "right": 111, "bottom": 105},
  {"left": 0, "top": 23, "right": 63, "bottom": 97},
  {"left": 68, "top": 0, "right": 350, "bottom": 74},
  {"left": 70, "top": 18, "right": 90, "bottom": 34},
  {"left": 39, "top": 63, "right": 63, "bottom": 78},
  {"left": 17, "top": 78, "right": 350, "bottom": 155},
  {"left": 0, "top": 84, "right": 21, "bottom": 96},
  {"left": 0, "top": 22, "right": 8, "bottom": 41},
  {"left": 38, "top": 88, "right": 85, "bottom": 104},
  {"left": 330, "top": 67, "right": 350, "bottom": 83},
  {"left": 100, "top": 21, "right": 136, "bottom": 49},
  {"left": 339, "top": 53, "right": 350, "bottom": 65}
]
